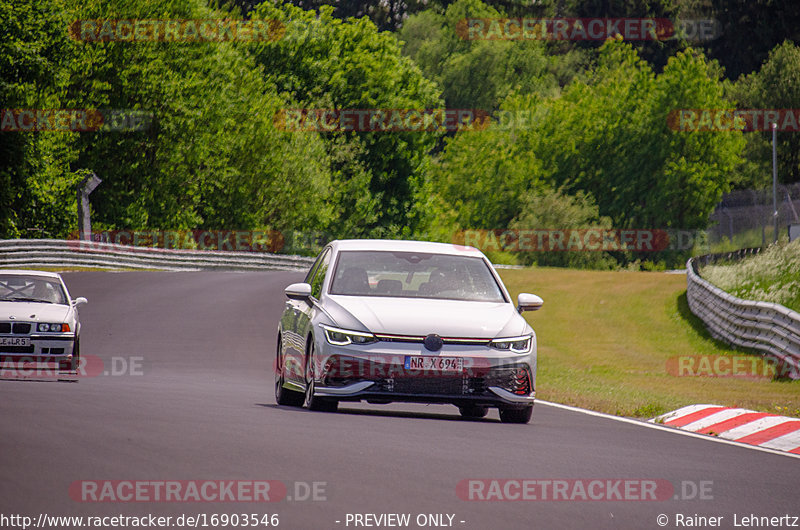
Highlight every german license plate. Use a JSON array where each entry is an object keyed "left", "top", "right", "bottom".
[
  {"left": 0, "top": 337, "right": 30, "bottom": 347},
  {"left": 404, "top": 356, "right": 464, "bottom": 372}
]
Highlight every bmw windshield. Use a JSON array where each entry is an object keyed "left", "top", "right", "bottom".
[
  {"left": 328, "top": 250, "right": 506, "bottom": 303},
  {"left": 0, "top": 275, "right": 68, "bottom": 305}
]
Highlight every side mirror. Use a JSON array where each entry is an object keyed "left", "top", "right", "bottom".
[
  {"left": 72, "top": 297, "right": 88, "bottom": 306},
  {"left": 517, "top": 293, "right": 543, "bottom": 313},
  {"left": 285, "top": 283, "right": 312, "bottom": 301}
]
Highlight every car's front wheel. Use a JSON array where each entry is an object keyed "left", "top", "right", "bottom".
[
  {"left": 71, "top": 336, "right": 80, "bottom": 371},
  {"left": 499, "top": 405, "right": 533, "bottom": 424},
  {"left": 59, "top": 337, "right": 79, "bottom": 373},
  {"left": 275, "top": 336, "right": 304, "bottom": 407},
  {"left": 305, "top": 342, "right": 338, "bottom": 413}
]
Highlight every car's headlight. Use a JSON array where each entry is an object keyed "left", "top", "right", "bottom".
[
  {"left": 37, "top": 323, "right": 69, "bottom": 332},
  {"left": 321, "top": 324, "right": 377, "bottom": 346},
  {"left": 490, "top": 335, "right": 532, "bottom": 353}
]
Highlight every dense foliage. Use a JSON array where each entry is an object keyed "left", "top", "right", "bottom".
[{"left": 1, "top": 0, "right": 797, "bottom": 267}]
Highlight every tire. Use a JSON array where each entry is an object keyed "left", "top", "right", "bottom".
[
  {"left": 275, "top": 336, "right": 304, "bottom": 407},
  {"left": 499, "top": 405, "right": 533, "bottom": 424},
  {"left": 59, "top": 337, "right": 79, "bottom": 373},
  {"left": 458, "top": 405, "right": 489, "bottom": 419},
  {"left": 71, "top": 337, "right": 80, "bottom": 372},
  {"left": 305, "top": 342, "right": 338, "bottom": 413}
]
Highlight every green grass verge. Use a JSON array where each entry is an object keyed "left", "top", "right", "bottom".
[{"left": 499, "top": 267, "right": 800, "bottom": 419}]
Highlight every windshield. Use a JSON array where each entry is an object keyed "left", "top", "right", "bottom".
[
  {"left": 328, "top": 250, "right": 506, "bottom": 302},
  {"left": 0, "top": 275, "right": 68, "bottom": 305}
]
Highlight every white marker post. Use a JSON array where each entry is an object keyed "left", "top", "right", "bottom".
[{"left": 77, "top": 172, "right": 102, "bottom": 241}]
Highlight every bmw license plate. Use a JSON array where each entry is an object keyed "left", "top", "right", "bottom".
[
  {"left": 404, "top": 356, "right": 464, "bottom": 372},
  {"left": 0, "top": 337, "right": 30, "bottom": 347}
]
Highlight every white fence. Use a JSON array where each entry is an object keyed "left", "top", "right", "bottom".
[
  {"left": 687, "top": 252, "right": 800, "bottom": 378},
  {"left": 0, "top": 239, "right": 315, "bottom": 272}
]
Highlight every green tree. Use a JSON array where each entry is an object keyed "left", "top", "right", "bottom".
[
  {"left": 730, "top": 41, "right": 800, "bottom": 185},
  {"left": 522, "top": 40, "right": 744, "bottom": 231},
  {"left": 1, "top": 0, "right": 336, "bottom": 238},
  {"left": 510, "top": 186, "right": 615, "bottom": 268},
  {"left": 424, "top": 39, "right": 745, "bottom": 267},
  {"left": 399, "top": 0, "right": 583, "bottom": 112},
  {"left": 703, "top": 0, "right": 800, "bottom": 80},
  {"left": 0, "top": 0, "right": 79, "bottom": 237},
  {"left": 249, "top": 2, "right": 442, "bottom": 237}
]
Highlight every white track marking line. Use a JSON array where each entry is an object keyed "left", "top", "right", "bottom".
[{"left": 536, "top": 400, "right": 800, "bottom": 461}]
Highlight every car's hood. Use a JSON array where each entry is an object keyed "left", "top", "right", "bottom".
[
  {"left": 0, "top": 302, "right": 70, "bottom": 322},
  {"left": 324, "top": 295, "right": 528, "bottom": 338}
]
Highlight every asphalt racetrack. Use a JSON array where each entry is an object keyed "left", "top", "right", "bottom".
[{"left": 1, "top": 271, "right": 797, "bottom": 530}]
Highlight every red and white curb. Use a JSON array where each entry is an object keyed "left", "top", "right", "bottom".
[{"left": 651, "top": 404, "right": 800, "bottom": 454}]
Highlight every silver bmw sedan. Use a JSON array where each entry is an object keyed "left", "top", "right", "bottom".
[{"left": 275, "top": 239, "right": 543, "bottom": 423}]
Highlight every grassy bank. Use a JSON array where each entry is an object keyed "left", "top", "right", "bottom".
[
  {"left": 499, "top": 267, "right": 800, "bottom": 418},
  {"left": 699, "top": 239, "right": 800, "bottom": 313}
]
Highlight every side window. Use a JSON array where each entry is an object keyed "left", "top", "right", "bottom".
[
  {"left": 303, "top": 250, "right": 325, "bottom": 284},
  {"left": 310, "top": 249, "right": 331, "bottom": 299}
]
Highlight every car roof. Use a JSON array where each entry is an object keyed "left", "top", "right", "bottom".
[
  {"left": 329, "top": 239, "right": 485, "bottom": 257},
  {"left": 0, "top": 269, "right": 62, "bottom": 279}
]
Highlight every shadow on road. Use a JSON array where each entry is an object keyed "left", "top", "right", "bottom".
[{"left": 256, "top": 402, "right": 500, "bottom": 422}]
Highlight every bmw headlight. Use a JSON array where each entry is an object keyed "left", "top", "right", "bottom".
[
  {"left": 321, "top": 324, "right": 377, "bottom": 346},
  {"left": 490, "top": 335, "right": 532, "bottom": 353},
  {"left": 37, "top": 323, "right": 69, "bottom": 332}
]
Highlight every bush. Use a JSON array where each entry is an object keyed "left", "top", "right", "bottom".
[{"left": 700, "top": 239, "right": 800, "bottom": 312}]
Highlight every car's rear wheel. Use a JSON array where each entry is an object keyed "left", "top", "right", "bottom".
[
  {"left": 458, "top": 405, "right": 489, "bottom": 419},
  {"left": 499, "top": 405, "right": 533, "bottom": 424},
  {"left": 275, "top": 336, "right": 304, "bottom": 407},
  {"left": 305, "top": 342, "right": 338, "bottom": 413}
]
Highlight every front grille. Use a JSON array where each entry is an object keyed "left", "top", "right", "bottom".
[
  {"left": 374, "top": 334, "right": 490, "bottom": 346},
  {"left": 0, "top": 323, "right": 10, "bottom": 333},
  {"left": 375, "top": 335, "right": 423, "bottom": 344},
  {"left": 369, "top": 375, "right": 491, "bottom": 395},
  {"left": 12, "top": 323, "right": 31, "bottom": 334},
  {"left": 321, "top": 355, "right": 532, "bottom": 397},
  {"left": 469, "top": 376, "right": 487, "bottom": 393},
  {"left": 383, "top": 377, "right": 466, "bottom": 395}
]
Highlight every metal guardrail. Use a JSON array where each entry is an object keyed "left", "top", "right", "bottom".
[
  {"left": 0, "top": 239, "right": 315, "bottom": 272},
  {"left": 686, "top": 251, "right": 800, "bottom": 378}
]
